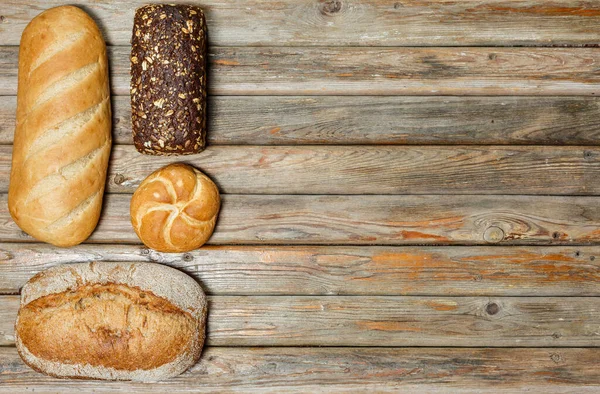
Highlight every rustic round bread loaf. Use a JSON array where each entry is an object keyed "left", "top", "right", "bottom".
[
  {"left": 130, "top": 163, "right": 220, "bottom": 252},
  {"left": 15, "top": 262, "right": 207, "bottom": 381}
]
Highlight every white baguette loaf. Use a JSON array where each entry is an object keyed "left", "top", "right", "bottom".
[
  {"left": 15, "top": 262, "right": 207, "bottom": 381},
  {"left": 8, "top": 6, "right": 112, "bottom": 247}
]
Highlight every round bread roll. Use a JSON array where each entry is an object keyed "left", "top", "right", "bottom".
[{"left": 130, "top": 163, "right": 220, "bottom": 252}]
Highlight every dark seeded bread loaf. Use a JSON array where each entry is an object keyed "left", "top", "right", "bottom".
[
  {"left": 131, "top": 4, "right": 207, "bottom": 155},
  {"left": 15, "top": 262, "right": 207, "bottom": 381}
]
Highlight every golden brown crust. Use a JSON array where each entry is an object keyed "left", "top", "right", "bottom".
[
  {"left": 15, "top": 262, "right": 207, "bottom": 381},
  {"left": 130, "top": 163, "right": 220, "bottom": 253},
  {"left": 8, "top": 5, "right": 111, "bottom": 247},
  {"left": 18, "top": 284, "right": 196, "bottom": 371}
]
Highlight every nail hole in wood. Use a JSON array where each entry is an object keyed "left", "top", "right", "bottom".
[
  {"left": 183, "top": 253, "right": 194, "bottom": 262},
  {"left": 591, "top": 256, "right": 596, "bottom": 261},
  {"left": 552, "top": 232, "right": 561, "bottom": 240},
  {"left": 486, "top": 302, "right": 499, "bottom": 315},
  {"left": 575, "top": 251, "right": 581, "bottom": 257}
]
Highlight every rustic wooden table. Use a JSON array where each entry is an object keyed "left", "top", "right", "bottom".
[{"left": 1, "top": 0, "right": 600, "bottom": 392}]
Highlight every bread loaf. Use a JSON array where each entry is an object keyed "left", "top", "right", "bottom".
[
  {"left": 131, "top": 4, "right": 208, "bottom": 155},
  {"left": 15, "top": 262, "right": 207, "bottom": 381},
  {"left": 130, "top": 163, "right": 220, "bottom": 252},
  {"left": 8, "top": 6, "right": 112, "bottom": 247}
]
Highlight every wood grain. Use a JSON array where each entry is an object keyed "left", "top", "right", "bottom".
[
  {"left": 3, "top": 194, "right": 600, "bottom": 245},
  {"left": 78, "top": 145, "right": 600, "bottom": 194},
  {"left": 2, "top": 46, "right": 600, "bottom": 96},
  {"left": 3, "top": 96, "right": 600, "bottom": 145},
  {"left": 3, "top": 295, "right": 600, "bottom": 346},
  {"left": 2, "top": 145, "right": 599, "bottom": 195},
  {"left": 2, "top": 0, "right": 600, "bottom": 47},
  {"left": 1, "top": 244, "right": 599, "bottom": 297},
  {"left": 1, "top": 347, "right": 599, "bottom": 393}
]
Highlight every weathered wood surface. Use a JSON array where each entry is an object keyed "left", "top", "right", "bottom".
[
  {"left": 3, "top": 0, "right": 600, "bottom": 47},
  {"left": 91, "top": 145, "right": 600, "bottom": 195},
  {"left": 1, "top": 244, "right": 599, "bottom": 297},
  {"left": 1, "top": 347, "right": 599, "bottom": 393},
  {"left": 3, "top": 295, "right": 600, "bottom": 347},
  {"left": 2, "top": 46, "right": 600, "bottom": 96},
  {"left": 1, "top": 145, "right": 599, "bottom": 195},
  {"left": 3, "top": 96, "right": 600, "bottom": 146},
  {"left": 2, "top": 194, "right": 600, "bottom": 245}
]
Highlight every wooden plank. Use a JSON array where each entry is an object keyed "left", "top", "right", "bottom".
[
  {"left": 3, "top": 295, "right": 600, "bottom": 347},
  {"left": 2, "top": 47, "right": 600, "bottom": 96},
  {"left": 2, "top": 145, "right": 599, "bottom": 195},
  {"left": 71, "top": 145, "right": 600, "bottom": 195},
  {"left": 2, "top": 0, "right": 600, "bottom": 47},
  {"left": 2, "top": 194, "right": 600, "bottom": 246},
  {"left": 3, "top": 96, "right": 600, "bottom": 146},
  {"left": 1, "top": 347, "right": 600, "bottom": 393},
  {"left": 1, "top": 244, "right": 599, "bottom": 297}
]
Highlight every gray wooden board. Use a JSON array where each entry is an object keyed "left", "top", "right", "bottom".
[
  {"left": 2, "top": 0, "right": 600, "bottom": 390},
  {"left": 1, "top": 145, "right": 599, "bottom": 195},
  {"left": 3, "top": 96, "right": 600, "bottom": 146},
  {"left": 2, "top": 194, "right": 600, "bottom": 245},
  {"left": 2, "top": 0, "right": 600, "bottom": 47},
  {"left": 1, "top": 347, "right": 599, "bottom": 393},
  {"left": 0, "top": 244, "right": 599, "bottom": 296},
  {"left": 2, "top": 47, "right": 600, "bottom": 96},
  {"left": 2, "top": 295, "right": 600, "bottom": 347}
]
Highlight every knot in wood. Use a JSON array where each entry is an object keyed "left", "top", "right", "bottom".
[
  {"left": 486, "top": 302, "right": 500, "bottom": 315},
  {"left": 483, "top": 226, "right": 504, "bottom": 243},
  {"left": 114, "top": 174, "right": 126, "bottom": 185},
  {"left": 320, "top": 0, "right": 342, "bottom": 15}
]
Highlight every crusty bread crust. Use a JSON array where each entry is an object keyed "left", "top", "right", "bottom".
[
  {"left": 15, "top": 262, "right": 207, "bottom": 381},
  {"left": 8, "top": 5, "right": 112, "bottom": 247},
  {"left": 131, "top": 4, "right": 207, "bottom": 155},
  {"left": 130, "top": 163, "right": 221, "bottom": 253}
]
